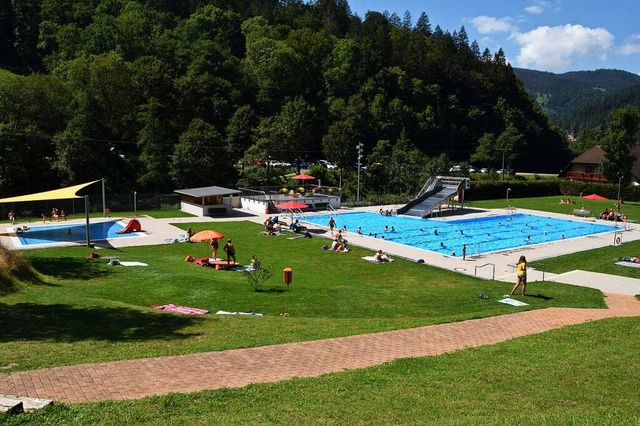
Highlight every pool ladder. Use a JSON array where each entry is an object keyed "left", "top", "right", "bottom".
[{"left": 474, "top": 263, "right": 495, "bottom": 280}]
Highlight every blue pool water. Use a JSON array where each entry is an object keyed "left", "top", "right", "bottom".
[
  {"left": 13, "top": 221, "right": 132, "bottom": 246},
  {"left": 302, "top": 212, "right": 617, "bottom": 256}
]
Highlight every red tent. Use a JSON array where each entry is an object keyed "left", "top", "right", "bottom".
[
  {"left": 582, "top": 194, "right": 607, "bottom": 200},
  {"left": 276, "top": 201, "right": 310, "bottom": 210}
]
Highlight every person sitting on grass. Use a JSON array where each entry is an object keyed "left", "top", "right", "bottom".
[
  {"left": 290, "top": 219, "right": 307, "bottom": 234},
  {"left": 373, "top": 249, "right": 390, "bottom": 262}
]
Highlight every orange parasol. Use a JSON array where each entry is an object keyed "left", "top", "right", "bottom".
[{"left": 190, "top": 230, "right": 224, "bottom": 242}]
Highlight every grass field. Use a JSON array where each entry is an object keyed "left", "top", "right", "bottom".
[
  {"left": 0, "top": 221, "right": 605, "bottom": 372},
  {"left": 2, "top": 200, "right": 639, "bottom": 424},
  {"left": 5, "top": 317, "right": 640, "bottom": 425}
]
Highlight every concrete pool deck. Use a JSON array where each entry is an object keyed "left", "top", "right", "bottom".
[{"left": 2, "top": 206, "right": 639, "bottom": 295}]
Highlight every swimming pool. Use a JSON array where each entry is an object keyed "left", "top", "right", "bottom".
[
  {"left": 12, "top": 220, "right": 134, "bottom": 246},
  {"left": 302, "top": 212, "right": 618, "bottom": 256}
]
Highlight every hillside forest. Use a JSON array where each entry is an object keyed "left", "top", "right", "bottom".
[
  {"left": 0, "top": 0, "right": 572, "bottom": 201},
  {"left": 514, "top": 68, "right": 640, "bottom": 141}
]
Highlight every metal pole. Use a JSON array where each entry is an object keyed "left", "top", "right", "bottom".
[
  {"left": 501, "top": 150, "right": 506, "bottom": 182},
  {"left": 356, "top": 143, "right": 363, "bottom": 204},
  {"left": 506, "top": 188, "right": 511, "bottom": 205},
  {"left": 85, "top": 195, "right": 91, "bottom": 247},
  {"left": 134, "top": 191, "right": 137, "bottom": 217},
  {"left": 102, "top": 178, "right": 106, "bottom": 217},
  {"left": 617, "top": 174, "right": 622, "bottom": 208}
]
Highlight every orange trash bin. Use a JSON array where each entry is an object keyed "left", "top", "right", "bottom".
[{"left": 283, "top": 267, "right": 293, "bottom": 285}]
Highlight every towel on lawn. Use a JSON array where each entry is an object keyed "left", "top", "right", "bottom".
[
  {"left": 362, "top": 255, "right": 393, "bottom": 263},
  {"left": 119, "top": 261, "right": 148, "bottom": 267},
  {"left": 153, "top": 304, "right": 208, "bottom": 315},
  {"left": 215, "top": 310, "right": 263, "bottom": 316},
  {"left": 498, "top": 298, "right": 528, "bottom": 307},
  {"left": 615, "top": 261, "right": 640, "bottom": 268}
]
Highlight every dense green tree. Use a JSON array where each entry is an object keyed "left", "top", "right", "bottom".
[
  {"left": 601, "top": 107, "right": 640, "bottom": 184},
  {"left": 0, "top": 1, "right": 17, "bottom": 70},
  {"left": 171, "top": 119, "right": 235, "bottom": 188},
  {"left": 136, "top": 98, "right": 173, "bottom": 192}
]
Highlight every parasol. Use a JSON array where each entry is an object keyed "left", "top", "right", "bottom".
[
  {"left": 581, "top": 194, "right": 607, "bottom": 200},
  {"left": 292, "top": 174, "right": 315, "bottom": 180},
  {"left": 190, "top": 230, "right": 224, "bottom": 242},
  {"left": 276, "top": 201, "right": 310, "bottom": 210}
]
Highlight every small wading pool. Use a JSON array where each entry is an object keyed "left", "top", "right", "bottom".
[
  {"left": 302, "top": 212, "right": 618, "bottom": 256},
  {"left": 11, "top": 220, "right": 136, "bottom": 246}
]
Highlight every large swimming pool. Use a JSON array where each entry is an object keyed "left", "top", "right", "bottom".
[
  {"left": 12, "top": 220, "right": 134, "bottom": 246},
  {"left": 302, "top": 212, "right": 618, "bottom": 256}
]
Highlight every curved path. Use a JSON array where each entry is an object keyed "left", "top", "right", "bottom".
[{"left": 2, "top": 294, "right": 639, "bottom": 404}]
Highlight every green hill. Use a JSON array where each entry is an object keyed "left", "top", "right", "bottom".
[{"left": 514, "top": 68, "right": 640, "bottom": 132}]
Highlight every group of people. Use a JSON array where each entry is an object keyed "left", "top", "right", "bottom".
[
  {"left": 599, "top": 208, "right": 625, "bottom": 221},
  {"left": 330, "top": 229, "right": 349, "bottom": 252},
  {"left": 378, "top": 208, "right": 395, "bottom": 216},
  {"left": 42, "top": 208, "right": 66, "bottom": 223},
  {"left": 558, "top": 198, "right": 575, "bottom": 205}
]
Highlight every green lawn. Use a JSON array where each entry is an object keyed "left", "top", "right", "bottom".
[
  {"left": 0, "top": 220, "right": 604, "bottom": 372},
  {"left": 6, "top": 317, "right": 639, "bottom": 425},
  {"left": 2, "top": 205, "right": 639, "bottom": 424},
  {"left": 471, "top": 195, "right": 640, "bottom": 220}
]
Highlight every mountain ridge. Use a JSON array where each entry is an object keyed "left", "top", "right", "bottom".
[{"left": 514, "top": 67, "right": 640, "bottom": 132}]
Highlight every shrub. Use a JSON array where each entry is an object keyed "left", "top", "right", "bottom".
[
  {"left": 242, "top": 255, "right": 273, "bottom": 292},
  {"left": 0, "top": 246, "right": 33, "bottom": 293}
]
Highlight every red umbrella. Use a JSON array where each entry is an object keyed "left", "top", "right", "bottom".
[
  {"left": 276, "top": 201, "right": 310, "bottom": 210},
  {"left": 582, "top": 194, "right": 608, "bottom": 200},
  {"left": 190, "top": 230, "right": 224, "bottom": 242},
  {"left": 292, "top": 174, "right": 315, "bottom": 180}
]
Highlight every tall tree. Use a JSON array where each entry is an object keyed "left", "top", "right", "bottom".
[
  {"left": 601, "top": 106, "right": 640, "bottom": 183},
  {"left": 136, "top": 98, "right": 173, "bottom": 193}
]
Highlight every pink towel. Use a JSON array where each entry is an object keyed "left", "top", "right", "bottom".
[{"left": 152, "top": 304, "right": 208, "bottom": 315}]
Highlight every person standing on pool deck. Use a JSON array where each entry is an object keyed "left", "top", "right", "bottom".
[
  {"left": 462, "top": 244, "right": 466, "bottom": 260},
  {"left": 223, "top": 239, "right": 236, "bottom": 265},
  {"left": 510, "top": 255, "right": 527, "bottom": 296},
  {"left": 328, "top": 217, "right": 336, "bottom": 236}
]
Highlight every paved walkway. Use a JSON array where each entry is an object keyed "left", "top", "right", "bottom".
[{"left": 2, "top": 293, "right": 639, "bottom": 404}]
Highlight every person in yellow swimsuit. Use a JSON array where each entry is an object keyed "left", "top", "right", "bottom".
[{"left": 510, "top": 255, "right": 527, "bottom": 296}]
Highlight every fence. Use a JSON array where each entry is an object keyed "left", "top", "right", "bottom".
[{"left": 1, "top": 193, "right": 181, "bottom": 222}]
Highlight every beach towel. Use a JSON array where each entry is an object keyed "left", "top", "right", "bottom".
[
  {"left": 362, "top": 255, "right": 393, "bottom": 263},
  {"left": 498, "top": 298, "right": 529, "bottom": 307},
  {"left": 615, "top": 261, "right": 640, "bottom": 268},
  {"left": 153, "top": 304, "right": 208, "bottom": 315},
  {"left": 119, "top": 261, "right": 148, "bottom": 267},
  {"left": 215, "top": 310, "right": 263, "bottom": 316}
]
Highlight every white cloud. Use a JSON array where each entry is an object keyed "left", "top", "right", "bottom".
[
  {"left": 512, "top": 24, "right": 614, "bottom": 72},
  {"left": 524, "top": 5, "right": 544, "bottom": 14},
  {"left": 469, "top": 16, "right": 515, "bottom": 34},
  {"left": 620, "top": 34, "right": 640, "bottom": 55}
]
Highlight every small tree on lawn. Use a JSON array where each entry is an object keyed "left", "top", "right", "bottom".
[{"left": 242, "top": 255, "right": 272, "bottom": 292}]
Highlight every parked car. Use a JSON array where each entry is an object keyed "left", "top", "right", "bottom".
[
  {"left": 496, "top": 168, "right": 514, "bottom": 175},
  {"left": 480, "top": 168, "right": 489, "bottom": 173},
  {"left": 292, "top": 159, "right": 310, "bottom": 169},
  {"left": 318, "top": 160, "right": 337, "bottom": 169}
]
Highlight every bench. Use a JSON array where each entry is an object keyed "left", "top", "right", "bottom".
[{"left": 573, "top": 209, "right": 590, "bottom": 217}]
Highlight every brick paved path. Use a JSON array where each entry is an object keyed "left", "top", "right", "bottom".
[{"left": 2, "top": 293, "right": 639, "bottom": 404}]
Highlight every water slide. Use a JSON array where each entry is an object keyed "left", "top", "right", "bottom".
[
  {"left": 398, "top": 176, "right": 468, "bottom": 218},
  {"left": 116, "top": 219, "right": 142, "bottom": 234}
]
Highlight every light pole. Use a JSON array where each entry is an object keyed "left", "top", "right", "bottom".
[
  {"left": 499, "top": 148, "right": 508, "bottom": 182},
  {"left": 356, "top": 142, "right": 364, "bottom": 204},
  {"left": 617, "top": 173, "right": 623, "bottom": 212}
]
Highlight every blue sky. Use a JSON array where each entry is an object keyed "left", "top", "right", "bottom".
[{"left": 347, "top": 0, "right": 640, "bottom": 74}]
